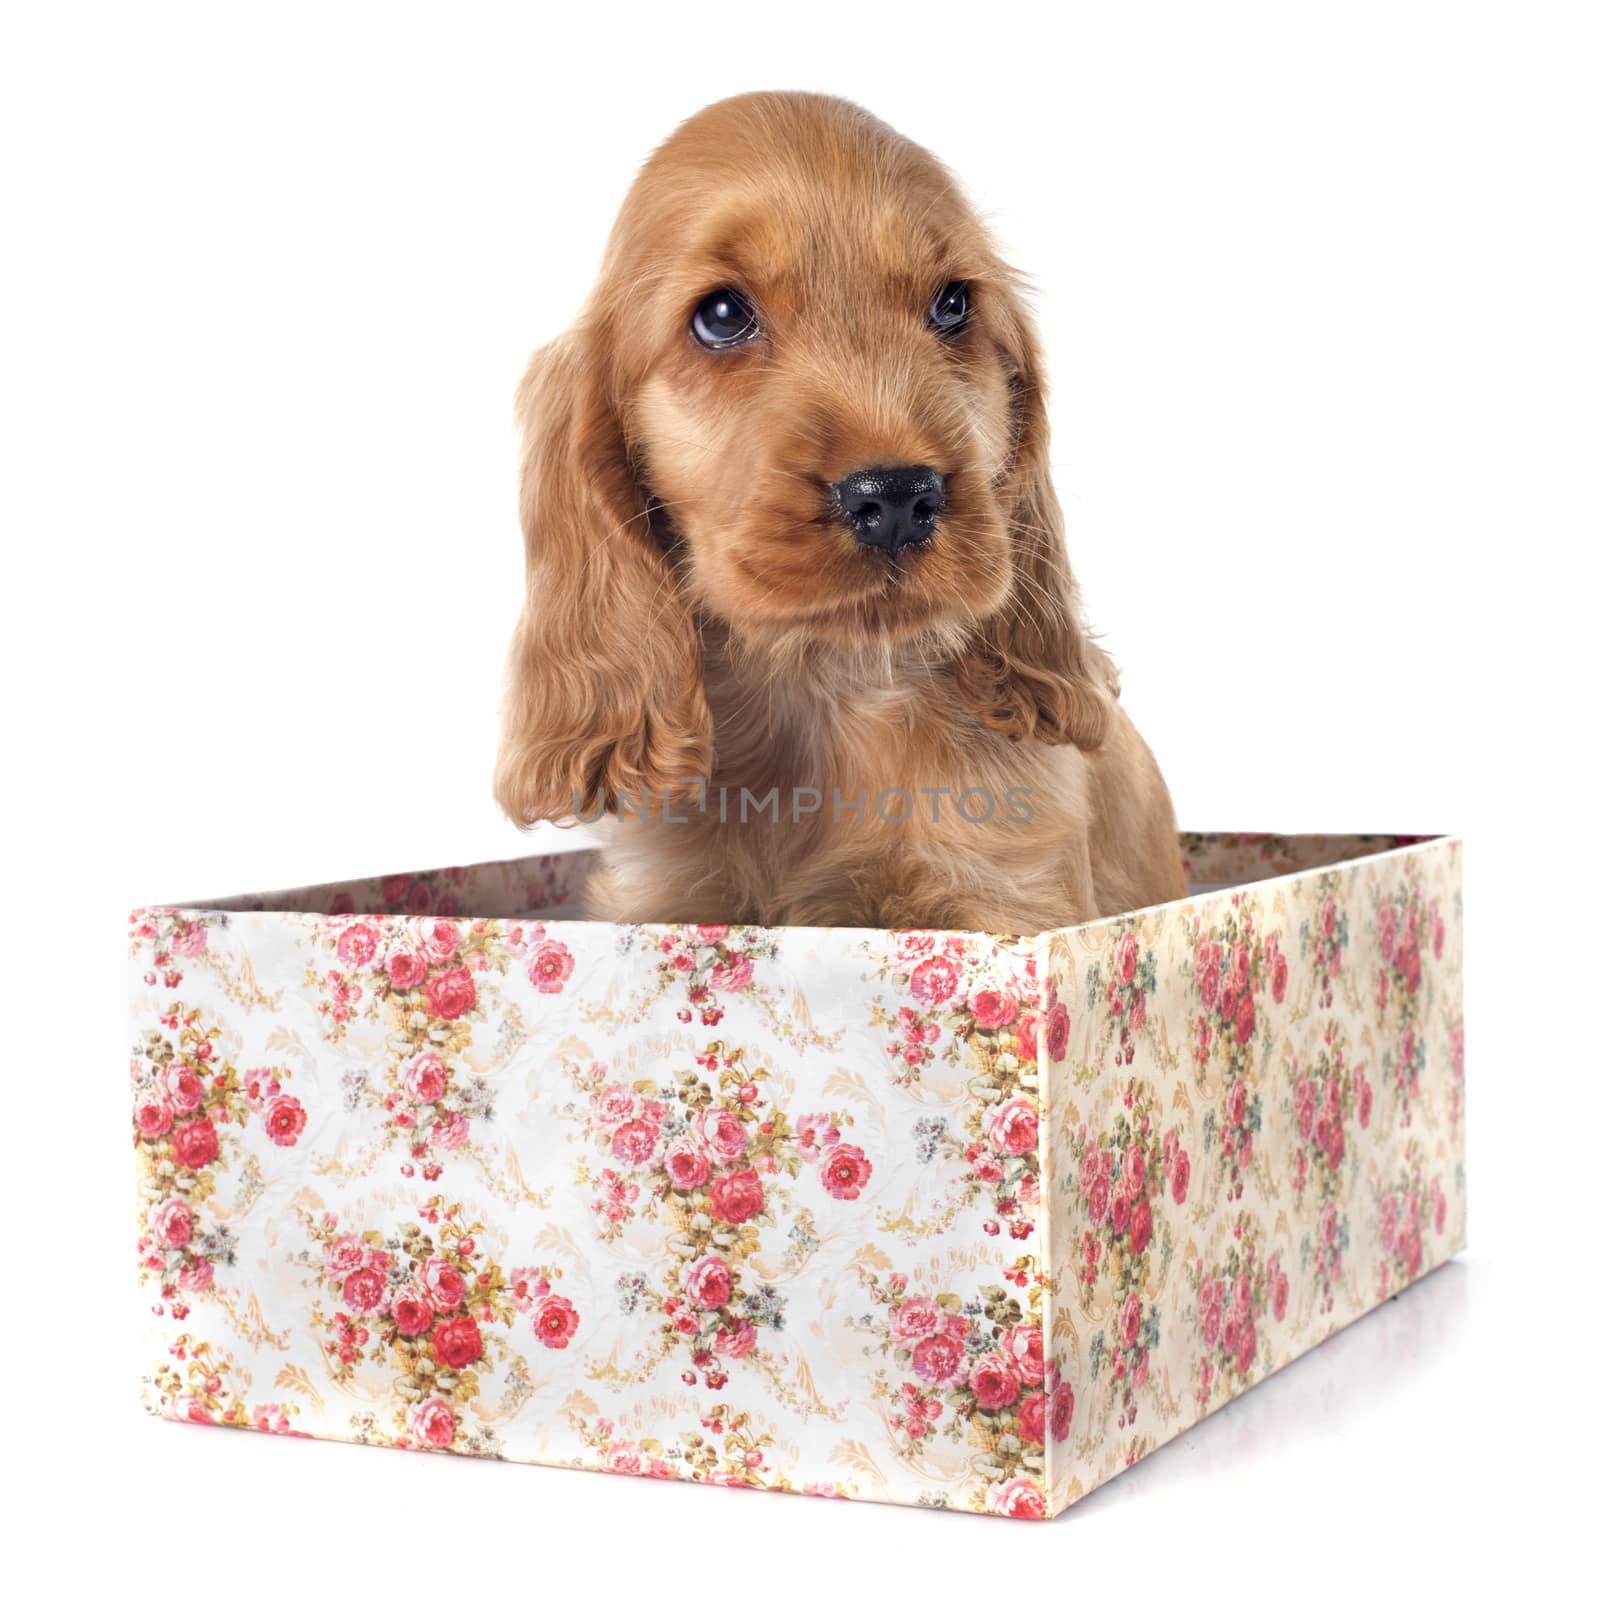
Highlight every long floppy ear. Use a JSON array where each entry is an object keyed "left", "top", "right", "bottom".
[
  {"left": 494, "top": 325, "right": 711, "bottom": 824},
  {"left": 952, "top": 290, "right": 1116, "bottom": 750}
]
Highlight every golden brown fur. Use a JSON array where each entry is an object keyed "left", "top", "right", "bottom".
[{"left": 496, "top": 92, "right": 1186, "bottom": 932}]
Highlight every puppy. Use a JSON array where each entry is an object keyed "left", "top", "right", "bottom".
[{"left": 495, "top": 92, "right": 1186, "bottom": 933}]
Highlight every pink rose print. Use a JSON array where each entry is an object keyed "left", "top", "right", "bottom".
[
  {"left": 151, "top": 1336, "right": 306, "bottom": 1435},
  {"left": 160, "top": 1064, "right": 205, "bottom": 1113},
  {"left": 984, "top": 1097, "right": 1038, "bottom": 1156},
  {"left": 877, "top": 940, "right": 1045, "bottom": 1239},
  {"left": 969, "top": 1352, "right": 1022, "bottom": 1410},
  {"left": 1015, "top": 1013, "right": 1037, "bottom": 1061},
  {"left": 1118, "top": 1292, "right": 1142, "bottom": 1349},
  {"left": 177, "top": 1258, "right": 214, "bottom": 1294},
  {"left": 1047, "top": 1367, "right": 1075, "bottom": 1442},
  {"left": 300, "top": 1196, "right": 576, "bottom": 1454},
  {"left": 1377, "top": 1143, "right": 1445, "bottom": 1295},
  {"left": 417, "top": 1256, "right": 466, "bottom": 1310},
  {"left": 342, "top": 1267, "right": 387, "bottom": 1314},
  {"left": 893, "top": 931, "right": 938, "bottom": 964},
  {"left": 574, "top": 1412, "right": 789, "bottom": 1491},
  {"left": 1044, "top": 1004, "right": 1070, "bottom": 1061},
  {"left": 696, "top": 1105, "right": 748, "bottom": 1165},
  {"left": 262, "top": 1095, "right": 307, "bottom": 1146},
  {"left": 612, "top": 1117, "right": 661, "bottom": 1167},
  {"left": 1189, "top": 1216, "right": 1276, "bottom": 1407},
  {"left": 990, "top": 1478, "right": 1046, "bottom": 1519},
  {"left": 795, "top": 1112, "right": 838, "bottom": 1162},
  {"left": 403, "top": 1053, "right": 449, "bottom": 1104},
  {"left": 818, "top": 1142, "right": 872, "bottom": 1200},
  {"left": 709, "top": 952, "right": 754, "bottom": 992},
  {"left": 664, "top": 1138, "right": 712, "bottom": 1191},
  {"left": 152, "top": 1198, "right": 193, "bottom": 1250},
  {"left": 409, "top": 1398, "right": 456, "bottom": 1450},
  {"left": 634, "top": 925, "right": 786, "bottom": 1029},
  {"left": 424, "top": 967, "right": 476, "bottom": 1021},
  {"left": 860, "top": 1265, "right": 1047, "bottom": 1514},
  {"left": 591, "top": 1084, "right": 638, "bottom": 1129},
  {"left": 1128, "top": 1198, "right": 1152, "bottom": 1256},
  {"left": 323, "top": 1235, "right": 365, "bottom": 1277},
  {"left": 1302, "top": 883, "right": 1350, "bottom": 1009},
  {"left": 533, "top": 1295, "right": 580, "bottom": 1349},
  {"left": 1373, "top": 866, "right": 1437, "bottom": 1124},
  {"left": 889, "top": 1297, "right": 945, "bottom": 1347},
  {"left": 970, "top": 988, "right": 1019, "bottom": 1029},
  {"left": 1073, "top": 1084, "right": 1186, "bottom": 1429},
  {"left": 1001, "top": 1323, "right": 1045, "bottom": 1386},
  {"left": 1187, "top": 901, "right": 1286, "bottom": 1203},
  {"left": 910, "top": 957, "right": 960, "bottom": 1006},
  {"left": 1017, "top": 1392, "right": 1045, "bottom": 1443},
  {"left": 392, "top": 1289, "right": 433, "bottom": 1336},
  {"left": 1286, "top": 1022, "right": 1359, "bottom": 1311},
  {"left": 566, "top": 1041, "right": 869, "bottom": 1398},
  {"left": 1170, "top": 1147, "right": 1191, "bottom": 1204},
  {"left": 528, "top": 938, "right": 574, "bottom": 994},
  {"left": 310, "top": 912, "right": 551, "bottom": 1176},
  {"left": 336, "top": 923, "right": 379, "bottom": 968},
  {"left": 429, "top": 1112, "right": 469, "bottom": 1151},
  {"left": 683, "top": 1255, "right": 733, "bottom": 1310},
  {"left": 171, "top": 1117, "right": 220, "bottom": 1170},
  {"left": 708, "top": 1167, "right": 766, "bottom": 1225},
  {"left": 135, "top": 1094, "right": 173, "bottom": 1140},
  {"left": 1073, "top": 1083, "right": 1186, "bottom": 1320},
  {"left": 715, "top": 1319, "right": 758, "bottom": 1360},
  {"left": 1088, "top": 928, "right": 1155, "bottom": 1066},
  {"left": 386, "top": 947, "right": 426, "bottom": 991},
  {"left": 911, "top": 1332, "right": 966, "bottom": 1385}
]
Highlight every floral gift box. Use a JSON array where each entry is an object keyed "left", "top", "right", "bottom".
[{"left": 127, "top": 831, "right": 1465, "bottom": 1517}]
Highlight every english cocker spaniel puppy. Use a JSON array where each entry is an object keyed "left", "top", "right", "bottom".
[{"left": 496, "top": 92, "right": 1186, "bottom": 933}]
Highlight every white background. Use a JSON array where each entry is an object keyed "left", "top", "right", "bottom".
[{"left": 5, "top": 1, "right": 1596, "bottom": 1588}]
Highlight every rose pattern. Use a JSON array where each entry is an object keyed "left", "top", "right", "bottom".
[
  {"left": 308, "top": 912, "right": 577, "bottom": 1177},
  {"left": 565, "top": 1040, "right": 870, "bottom": 1404},
  {"left": 130, "top": 909, "right": 218, "bottom": 991},
  {"left": 1063, "top": 1081, "right": 1191, "bottom": 1431},
  {"left": 133, "top": 832, "right": 1465, "bottom": 1517},
  {"left": 1186, "top": 897, "right": 1289, "bottom": 1203},
  {"left": 870, "top": 932, "right": 1048, "bottom": 1237},
  {"left": 581, "top": 923, "right": 839, "bottom": 1052},
  {"left": 654, "top": 925, "right": 764, "bottom": 1027},
  {"left": 1377, "top": 1140, "right": 1450, "bottom": 1294},
  {"left": 1445, "top": 1009, "right": 1466, "bottom": 1130},
  {"left": 1300, "top": 874, "right": 1351, "bottom": 1010},
  {"left": 1373, "top": 861, "right": 1443, "bottom": 1123},
  {"left": 145, "top": 1334, "right": 308, "bottom": 1434},
  {"left": 132, "top": 1000, "right": 305, "bottom": 1321},
  {"left": 1187, "top": 1215, "right": 1288, "bottom": 1408},
  {"left": 572, "top": 1405, "right": 857, "bottom": 1498},
  {"left": 295, "top": 1195, "right": 577, "bottom": 1455},
  {"left": 1285, "top": 1021, "right": 1366, "bottom": 1312},
  {"left": 856, "top": 1262, "right": 1059, "bottom": 1515},
  {"left": 1084, "top": 927, "right": 1158, "bottom": 1066}
]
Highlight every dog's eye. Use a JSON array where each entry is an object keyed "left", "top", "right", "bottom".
[
  {"left": 691, "top": 289, "right": 760, "bottom": 349},
  {"left": 927, "top": 280, "right": 971, "bottom": 334}
]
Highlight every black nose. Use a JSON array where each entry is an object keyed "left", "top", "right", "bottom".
[{"left": 833, "top": 465, "right": 945, "bottom": 553}]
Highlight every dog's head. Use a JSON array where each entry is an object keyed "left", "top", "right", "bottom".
[{"left": 497, "top": 92, "right": 1112, "bottom": 823}]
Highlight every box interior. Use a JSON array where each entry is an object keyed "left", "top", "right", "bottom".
[{"left": 182, "top": 832, "right": 1435, "bottom": 926}]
